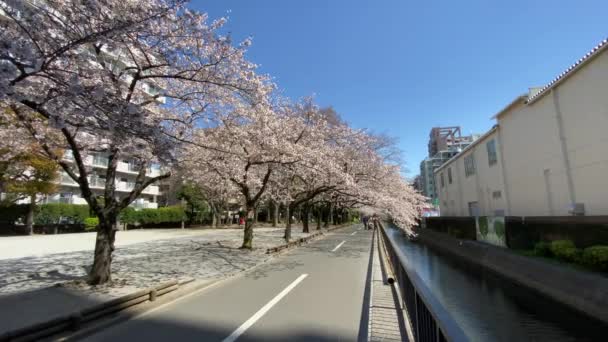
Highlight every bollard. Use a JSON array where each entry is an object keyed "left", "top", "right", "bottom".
[{"left": 149, "top": 289, "right": 157, "bottom": 302}]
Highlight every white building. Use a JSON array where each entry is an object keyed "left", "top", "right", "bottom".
[
  {"left": 47, "top": 152, "right": 161, "bottom": 209},
  {"left": 435, "top": 38, "right": 608, "bottom": 217}
]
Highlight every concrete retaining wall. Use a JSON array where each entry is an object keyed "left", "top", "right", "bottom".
[{"left": 417, "top": 229, "right": 608, "bottom": 325}]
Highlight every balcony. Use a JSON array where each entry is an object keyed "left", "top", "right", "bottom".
[
  {"left": 115, "top": 182, "right": 159, "bottom": 195},
  {"left": 92, "top": 156, "right": 109, "bottom": 168},
  {"left": 60, "top": 174, "right": 78, "bottom": 186},
  {"left": 143, "top": 185, "right": 160, "bottom": 196},
  {"left": 131, "top": 201, "right": 158, "bottom": 210},
  {"left": 90, "top": 178, "right": 106, "bottom": 189},
  {"left": 116, "top": 161, "right": 143, "bottom": 175}
]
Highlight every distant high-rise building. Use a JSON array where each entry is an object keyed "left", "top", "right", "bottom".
[
  {"left": 420, "top": 127, "right": 478, "bottom": 202},
  {"left": 428, "top": 126, "right": 476, "bottom": 156}
]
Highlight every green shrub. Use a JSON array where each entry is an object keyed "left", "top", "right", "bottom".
[
  {"left": 533, "top": 241, "right": 552, "bottom": 257},
  {"left": 158, "top": 205, "right": 186, "bottom": 223},
  {"left": 119, "top": 207, "right": 138, "bottom": 225},
  {"left": 550, "top": 240, "right": 580, "bottom": 262},
  {"left": 582, "top": 246, "right": 608, "bottom": 272},
  {"left": 478, "top": 217, "right": 489, "bottom": 237},
  {"left": 34, "top": 204, "right": 89, "bottom": 225},
  {"left": 139, "top": 208, "right": 161, "bottom": 224},
  {"left": 84, "top": 217, "right": 99, "bottom": 231},
  {"left": 120, "top": 206, "right": 186, "bottom": 226}
]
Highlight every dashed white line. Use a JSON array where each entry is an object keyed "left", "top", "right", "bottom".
[
  {"left": 222, "top": 274, "right": 308, "bottom": 342},
  {"left": 331, "top": 240, "right": 346, "bottom": 252},
  {"left": 351, "top": 231, "right": 357, "bottom": 236}
]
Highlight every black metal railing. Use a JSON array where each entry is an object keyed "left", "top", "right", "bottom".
[{"left": 379, "top": 225, "right": 469, "bottom": 342}]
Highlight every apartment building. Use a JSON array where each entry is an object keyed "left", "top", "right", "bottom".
[
  {"left": 419, "top": 127, "right": 478, "bottom": 202},
  {"left": 48, "top": 152, "right": 161, "bottom": 209},
  {"left": 436, "top": 38, "right": 608, "bottom": 217}
]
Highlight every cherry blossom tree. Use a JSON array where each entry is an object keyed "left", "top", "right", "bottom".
[
  {"left": 1, "top": 0, "right": 269, "bottom": 284},
  {"left": 182, "top": 100, "right": 304, "bottom": 248}
]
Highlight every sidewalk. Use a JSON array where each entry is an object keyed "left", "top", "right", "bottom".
[
  {"left": 0, "top": 227, "right": 311, "bottom": 337},
  {"left": 368, "top": 230, "right": 408, "bottom": 342}
]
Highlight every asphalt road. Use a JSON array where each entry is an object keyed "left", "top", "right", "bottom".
[{"left": 84, "top": 224, "right": 374, "bottom": 342}]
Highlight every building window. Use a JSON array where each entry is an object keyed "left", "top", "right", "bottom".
[
  {"left": 59, "top": 193, "right": 73, "bottom": 204},
  {"left": 492, "top": 190, "right": 502, "bottom": 199},
  {"left": 448, "top": 167, "right": 452, "bottom": 184},
  {"left": 93, "top": 155, "right": 108, "bottom": 167},
  {"left": 440, "top": 173, "right": 445, "bottom": 188},
  {"left": 464, "top": 154, "right": 476, "bottom": 177},
  {"left": 486, "top": 139, "right": 497, "bottom": 166},
  {"left": 468, "top": 201, "right": 479, "bottom": 217}
]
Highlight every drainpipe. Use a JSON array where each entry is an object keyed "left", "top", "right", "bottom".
[{"left": 551, "top": 88, "right": 577, "bottom": 211}]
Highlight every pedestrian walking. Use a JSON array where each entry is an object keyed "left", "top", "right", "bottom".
[{"left": 362, "top": 215, "right": 369, "bottom": 230}]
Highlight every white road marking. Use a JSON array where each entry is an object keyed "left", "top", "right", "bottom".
[
  {"left": 351, "top": 231, "right": 357, "bottom": 236},
  {"left": 222, "top": 274, "right": 308, "bottom": 342},
  {"left": 331, "top": 241, "right": 346, "bottom": 252}
]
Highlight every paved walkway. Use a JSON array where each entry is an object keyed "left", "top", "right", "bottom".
[
  {"left": 369, "top": 230, "right": 407, "bottom": 341},
  {"left": 0, "top": 228, "right": 309, "bottom": 296},
  {"left": 0, "top": 228, "right": 309, "bottom": 337},
  {"left": 82, "top": 225, "right": 376, "bottom": 341},
  {"left": 0, "top": 228, "right": 240, "bottom": 260}
]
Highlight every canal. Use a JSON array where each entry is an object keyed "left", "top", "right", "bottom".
[{"left": 385, "top": 225, "right": 607, "bottom": 342}]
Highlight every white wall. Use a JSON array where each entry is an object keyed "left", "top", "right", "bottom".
[
  {"left": 554, "top": 51, "right": 608, "bottom": 215},
  {"left": 436, "top": 130, "right": 507, "bottom": 216},
  {"left": 440, "top": 48, "right": 608, "bottom": 217}
]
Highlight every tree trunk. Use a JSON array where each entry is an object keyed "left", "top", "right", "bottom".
[
  {"left": 210, "top": 203, "right": 218, "bottom": 228},
  {"left": 316, "top": 206, "right": 322, "bottom": 230},
  {"left": 26, "top": 194, "right": 35, "bottom": 235},
  {"left": 284, "top": 204, "right": 292, "bottom": 242},
  {"left": 89, "top": 216, "right": 117, "bottom": 285},
  {"left": 241, "top": 205, "right": 255, "bottom": 249},
  {"left": 302, "top": 204, "right": 310, "bottom": 233},
  {"left": 272, "top": 201, "right": 279, "bottom": 227},
  {"left": 327, "top": 202, "right": 334, "bottom": 226}
]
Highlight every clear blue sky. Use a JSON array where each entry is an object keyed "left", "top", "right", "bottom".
[{"left": 191, "top": 0, "right": 607, "bottom": 176}]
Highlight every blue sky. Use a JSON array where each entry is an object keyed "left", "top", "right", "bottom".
[{"left": 191, "top": 0, "right": 607, "bottom": 176}]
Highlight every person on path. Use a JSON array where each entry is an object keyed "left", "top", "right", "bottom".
[{"left": 371, "top": 214, "right": 379, "bottom": 230}]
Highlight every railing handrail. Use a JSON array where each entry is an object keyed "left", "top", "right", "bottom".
[{"left": 380, "top": 224, "right": 469, "bottom": 342}]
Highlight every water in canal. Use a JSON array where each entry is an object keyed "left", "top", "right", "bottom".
[{"left": 386, "top": 226, "right": 607, "bottom": 342}]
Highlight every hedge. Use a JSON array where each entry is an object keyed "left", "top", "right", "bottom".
[
  {"left": 34, "top": 203, "right": 90, "bottom": 225},
  {"left": 550, "top": 240, "right": 580, "bottom": 262},
  {"left": 84, "top": 217, "right": 99, "bottom": 231},
  {"left": 1, "top": 203, "right": 185, "bottom": 231},
  {"left": 119, "top": 205, "right": 185, "bottom": 226},
  {"left": 582, "top": 246, "right": 608, "bottom": 272}
]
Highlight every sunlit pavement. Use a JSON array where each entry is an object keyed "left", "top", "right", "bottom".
[{"left": 84, "top": 224, "right": 374, "bottom": 342}]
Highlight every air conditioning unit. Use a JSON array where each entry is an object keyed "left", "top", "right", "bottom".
[{"left": 568, "top": 203, "right": 585, "bottom": 216}]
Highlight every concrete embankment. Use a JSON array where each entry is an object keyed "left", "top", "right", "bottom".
[{"left": 417, "top": 229, "right": 608, "bottom": 325}]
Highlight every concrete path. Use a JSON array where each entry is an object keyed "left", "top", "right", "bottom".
[
  {"left": 0, "top": 228, "right": 310, "bottom": 337},
  {"left": 0, "top": 228, "right": 310, "bottom": 296},
  {"left": 83, "top": 225, "right": 375, "bottom": 341},
  {"left": 369, "top": 231, "right": 407, "bottom": 341},
  {"left": 0, "top": 229, "right": 240, "bottom": 260}
]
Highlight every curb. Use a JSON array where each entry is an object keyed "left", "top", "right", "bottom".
[
  {"left": 53, "top": 278, "right": 221, "bottom": 342},
  {"left": 1, "top": 281, "right": 179, "bottom": 342}
]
